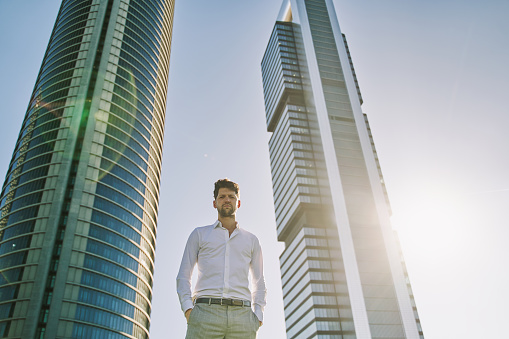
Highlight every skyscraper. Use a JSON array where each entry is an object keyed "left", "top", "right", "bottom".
[
  {"left": 0, "top": 0, "right": 173, "bottom": 338},
  {"left": 261, "top": 0, "right": 423, "bottom": 338}
]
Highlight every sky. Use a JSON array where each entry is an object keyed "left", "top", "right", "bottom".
[{"left": 0, "top": 0, "right": 508, "bottom": 338}]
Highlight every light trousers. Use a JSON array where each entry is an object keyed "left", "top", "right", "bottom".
[{"left": 185, "top": 303, "right": 260, "bottom": 339}]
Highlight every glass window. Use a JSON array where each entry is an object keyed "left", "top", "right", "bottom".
[
  {"left": 19, "top": 161, "right": 51, "bottom": 180},
  {"left": 6, "top": 206, "right": 39, "bottom": 226},
  {"left": 105, "top": 124, "right": 148, "bottom": 161},
  {"left": 78, "top": 287, "right": 135, "bottom": 317},
  {"left": 108, "top": 114, "right": 150, "bottom": 150},
  {"left": 95, "top": 183, "right": 143, "bottom": 219},
  {"left": 0, "top": 268, "right": 23, "bottom": 286},
  {"left": 91, "top": 210, "right": 141, "bottom": 241},
  {"left": 0, "top": 220, "right": 35, "bottom": 241},
  {"left": 0, "top": 303, "right": 14, "bottom": 320},
  {"left": 80, "top": 271, "right": 136, "bottom": 302},
  {"left": 88, "top": 225, "right": 140, "bottom": 258},
  {"left": 109, "top": 102, "right": 151, "bottom": 140},
  {"left": 83, "top": 255, "right": 137, "bottom": 287},
  {"left": 13, "top": 179, "right": 46, "bottom": 199},
  {"left": 0, "top": 235, "right": 32, "bottom": 255},
  {"left": 72, "top": 323, "right": 130, "bottom": 339},
  {"left": 100, "top": 161, "right": 145, "bottom": 193},
  {"left": 74, "top": 305, "right": 133, "bottom": 334},
  {"left": 10, "top": 192, "right": 43, "bottom": 212},
  {"left": 0, "top": 252, "right": 28, "bottom": 270},
  {"left": 101, "top": 148, "right": 147, "bottom": 182},
  {"left": 0, "top": 285, "right": 18, "bottom": 302},
  {"left": 103, "top": 136, "right": 147, "bottom": 172},
  {"left": 86, "top": 240, "right": 138, "bottom": 272}
]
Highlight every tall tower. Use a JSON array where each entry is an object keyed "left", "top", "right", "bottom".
[
  {"left": 261, "top": 0, "right": 423, "bottom": 338},
  {"left": 0, "top": 0, "right": 174, "bottom": 338}
]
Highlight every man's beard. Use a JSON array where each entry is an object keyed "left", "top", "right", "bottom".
[{"left": 218, "top": 204, "right": 236, "bottom": 218}]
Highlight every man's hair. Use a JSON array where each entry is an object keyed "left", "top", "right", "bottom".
[{"left": 214, "top": 178, "right": 240, "bottom": 199}]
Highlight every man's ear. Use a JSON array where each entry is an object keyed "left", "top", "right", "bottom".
[
  {"left": 237, "top": 200, "right": 241, "bottom": 208},
  {"left": 213, "top": 200, "right": 217, "bottom": 209}
]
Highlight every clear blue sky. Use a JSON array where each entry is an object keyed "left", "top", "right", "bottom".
[{"left": 1, "top": 0, "right": 508, "bottom": 338}]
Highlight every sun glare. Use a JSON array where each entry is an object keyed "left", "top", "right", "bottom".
[{"left": 390, "top": 184, "right": 472, "bottom": 263}]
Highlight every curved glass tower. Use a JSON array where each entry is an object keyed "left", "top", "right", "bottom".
[
  {"left": 0, "top": 0, "right": 174, "bottom": 338},
  {"left": 261, "top": 0, "right": 423, "bottom": 338}
]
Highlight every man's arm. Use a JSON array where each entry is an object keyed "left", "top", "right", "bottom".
[
  {"left": 250, "top": 237, "right": 267, "bottom": 325},
  {"left": 176, "top": 228, "right": 200, "bottom": 316}
]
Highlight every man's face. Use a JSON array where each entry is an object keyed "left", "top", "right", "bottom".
[{"left": 213, "top": 187, "right": 240, "bottom": 218}]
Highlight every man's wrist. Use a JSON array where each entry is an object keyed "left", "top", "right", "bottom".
[
  {"left": 181, "top": 300, "right": 194, "bottom": 313},
  {"left": 253, "top": 304, "right": 264, "bottom": 323}
]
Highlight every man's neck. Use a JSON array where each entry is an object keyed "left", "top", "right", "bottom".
[{"left": 218, "top": 216, "right": 237, "bottom": 235}]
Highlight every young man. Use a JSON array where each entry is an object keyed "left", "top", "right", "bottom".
[{"left": 176, "top": 179, "right": 266, "bottom": 338}]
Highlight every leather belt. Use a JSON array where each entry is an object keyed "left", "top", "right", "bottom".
[{"left": 195, "top": 298, "right": 251, "bottom": 307}]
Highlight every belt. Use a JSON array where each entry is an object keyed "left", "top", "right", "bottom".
[{"left": 195, "top": 298, "right": 251, "bottom": 307}]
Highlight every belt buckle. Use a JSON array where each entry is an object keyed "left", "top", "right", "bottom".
[{"left": 220, "top": 298, "right": 224, "bottom": 306}]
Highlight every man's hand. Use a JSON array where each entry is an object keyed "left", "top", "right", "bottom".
[
  {"left": 185, "top": 308, "right": 192, "bottom": 323},
  {"left": 259, "top": 321, "right": 263, "bottom": 327}
]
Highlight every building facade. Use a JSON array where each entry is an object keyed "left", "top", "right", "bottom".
[
  {"left": 261, "top": 0, "right": 424, "bottom": 338},
  {"left": 0, "top": 0, "right": 174, "bottom": 338}
]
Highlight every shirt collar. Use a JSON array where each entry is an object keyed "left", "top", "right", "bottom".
[{"left": 214, "top": 220, "right": 239, "bottom": 230}]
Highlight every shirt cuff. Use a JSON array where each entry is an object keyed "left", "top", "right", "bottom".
[
  {"left": 181, "top": 300, "right": 194, "bottom": 314},
  {"left": 253, "top": 304, "right": 263, "bottom": 322}
]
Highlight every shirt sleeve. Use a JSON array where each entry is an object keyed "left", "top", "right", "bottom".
[
  {"left": 176, "top": 228, "right": 199, "bottom": 313},
  {"left": 250, "top": 236, "right": 267, "bottom": 322}
]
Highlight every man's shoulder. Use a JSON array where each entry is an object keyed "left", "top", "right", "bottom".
[
  {"left": 192, "top": 223, "right": 216, "bottom": 234},
  {"left": 237, "top": 227, "right": 260, "bottom": 241}
]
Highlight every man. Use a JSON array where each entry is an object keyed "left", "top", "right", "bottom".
[{"left": 177, "top": 179, "right": 266, "bottom": 338}]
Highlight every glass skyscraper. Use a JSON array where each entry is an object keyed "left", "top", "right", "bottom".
[
  {"left": 0, "top": 0, "right": 173, "bottom": 338},
  {"left": 261, "top": 0, "right": 423, "bottom": 338}
]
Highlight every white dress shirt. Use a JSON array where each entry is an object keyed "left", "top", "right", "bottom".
[{"left": 176, "top": 220, "right": 267, "bottom": 321}]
